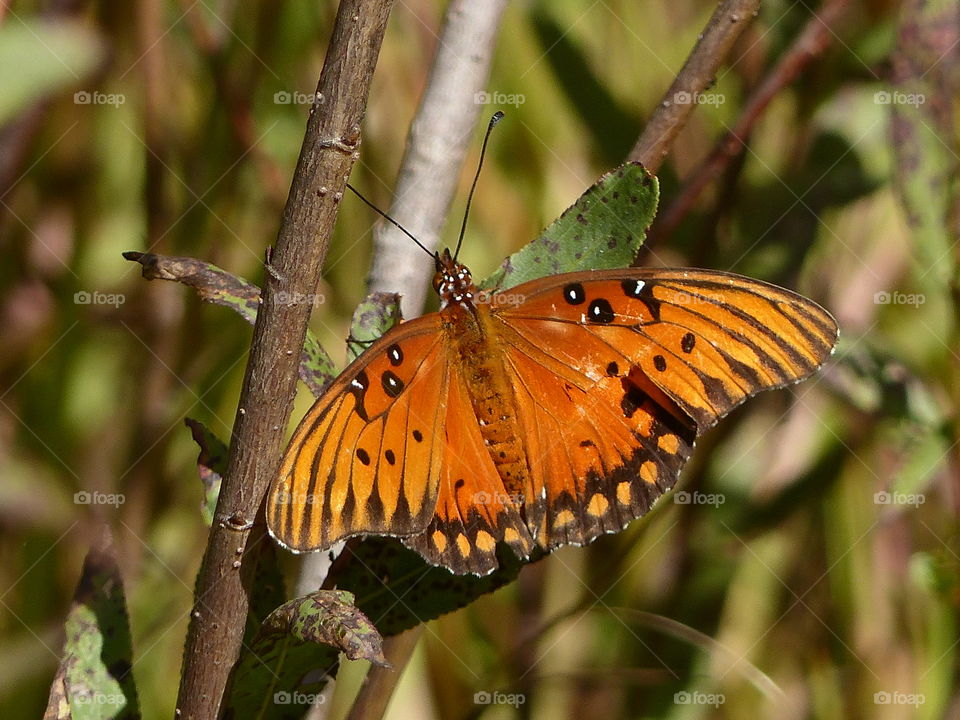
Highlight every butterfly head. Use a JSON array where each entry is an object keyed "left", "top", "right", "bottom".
[{"left": 433, "top": 248, "right": 477, "bottom": 309}]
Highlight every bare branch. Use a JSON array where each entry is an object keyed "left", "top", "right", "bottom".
[
  {"left": 630, "top": 0, "right": 761, "bottom": 173},
  {"left": 343, "top": 628, "right": 424, "bottom": 720},
  {"left": 173, "top": 1, "right": 397, "bottom": 716},
  {"left": 651, "top": 0, "right": 850, "bottom": 242}
]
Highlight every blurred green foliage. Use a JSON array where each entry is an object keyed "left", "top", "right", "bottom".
[{"left": 1, "top": 0, "right": 957, "bottom": 718}]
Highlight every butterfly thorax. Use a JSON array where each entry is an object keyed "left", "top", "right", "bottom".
[{"left": 433, "top": 248, "right": 477, "bottom": 310}]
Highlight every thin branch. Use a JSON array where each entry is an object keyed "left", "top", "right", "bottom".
[
  {"left": 630, "top": 0, "right": 761, "bottom": 173},
  {"left": 650, "top": 0, "right": 851, "bottom": 243},
  {"left": 173, "top": 1, "right": 397, "bottom": 716},
  {"left": 343, "top": 628, "right": 425, "bottom": 720}
]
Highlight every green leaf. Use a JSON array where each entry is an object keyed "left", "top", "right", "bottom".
[
  {"left": 228, "top": 643, "right": 338, "bottom": 720},
  {"left": 0, "top": 19, "right": 104, "bottom": 125},
  {"left": 260, "top": 589, "right": 388, "bottom": 665},
  {"left": 123, "top": 251, "right": 335, "bottom": 395},
  {"left": 346, "top": 292, "right": 402, "bottom": 363},
  {"left": 46, "top": 529, "right": 140, "bottom": 719},
  {"left": 481, "top": 162, "right": 658, "bottom": 291}
]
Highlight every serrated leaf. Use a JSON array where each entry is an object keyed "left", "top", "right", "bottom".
[
  {"left": 346, "top": 292, "right": 402, "bottom": 362},
  {"left": 227, "top": 643, "right": 338, "bottom": 720},
  {"left": 227, "top": 591, "right": 386, "bottom": 717},
  {"left": 46, "top": 529, "right": 140, "bottom": 719},
  {"left": 123, "top": 251, "right": 335, "bottom": 395},
  {"left": 482, "top": 162, "right": 658, "bottom": 291}
]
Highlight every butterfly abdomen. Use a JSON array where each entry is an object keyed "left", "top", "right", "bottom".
[{"left": 443, "top": 302, "right": 531, "bottom": 501}]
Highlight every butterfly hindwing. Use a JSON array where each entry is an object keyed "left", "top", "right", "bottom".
[
  {"left": 499, "top": 329, "right": 695, "bottom": 550},
  {"left": 402, "top": 372, "right": 535, "bottom": 574},
  {"left": 267, "top": 317, "right": 450, "bottom": 552}
]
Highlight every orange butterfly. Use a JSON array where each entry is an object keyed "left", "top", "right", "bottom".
[{"left": 267, "top": 248, "right": 838, "bottom": 575}]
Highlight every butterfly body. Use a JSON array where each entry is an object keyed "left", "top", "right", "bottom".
[{"left": 267, "top": 249, "right": 838, "bottom": 575}]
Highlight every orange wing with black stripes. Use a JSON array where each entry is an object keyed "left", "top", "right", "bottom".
[{"left": 267, "top": 259, "right": 838, "bottom": 576}]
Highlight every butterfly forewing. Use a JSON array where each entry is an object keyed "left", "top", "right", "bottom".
[
  {"left": 267, "top": 317, "right": 450, "bottom": 552},
  {"left": 495, "top": 268, "right": 838, "bottom": 432}
]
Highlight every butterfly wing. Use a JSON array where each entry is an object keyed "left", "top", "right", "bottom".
[
  {"left": 492, "top": 268, "right": 837, "bottom": 549},
  {"left": 400, "top": 370, "right": 536, "bottom": 574},
  {"left": 267, "top": 315, "right": 451, "bottom": 552}
]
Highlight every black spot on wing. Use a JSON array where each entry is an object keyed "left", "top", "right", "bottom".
[
  {"left": 621, "top": 278, "right": 646, "bottom": 298},
  {"left": 349, "top": 370, "right": 371, "bottom": 421},
  {"left": 636, "top": 282, "right": 662, "bottom": 322},
  {"left": 387, "top": 343, "right": 403, "bottom": 366},
  {"left": 564, "top": 282, "right": 586, "bottom": 305},
  {"left": 588, "top": 298, "right": 615, "bottom": 324},
  {"left": 381, "top": 370, "right": 404, "bottom": 398}
]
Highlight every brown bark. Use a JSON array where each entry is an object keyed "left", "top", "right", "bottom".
[{"left": 174, "top": 1, "right": 397, "bottom": 716}]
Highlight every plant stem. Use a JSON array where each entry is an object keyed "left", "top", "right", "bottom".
[
  {"left": 651, "top": 0, "right": 850, "bottom": 242},
  {"left": 174, "top": 1, "right": 396, "bottom": 716},
  {"left": 630, "top": 0, "right": 761, "bottom": 173}
]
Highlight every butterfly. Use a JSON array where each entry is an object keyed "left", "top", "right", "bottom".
[{"left": 266, "top": 247, "right": 838, "bottom": 575}]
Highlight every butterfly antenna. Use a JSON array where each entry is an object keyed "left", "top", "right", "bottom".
[
  {"left": 346, "top": 183, "right": 435, "bottom": 258},
  {"left": 453, "top": 110, "right": 504, "bottom": 261}
]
